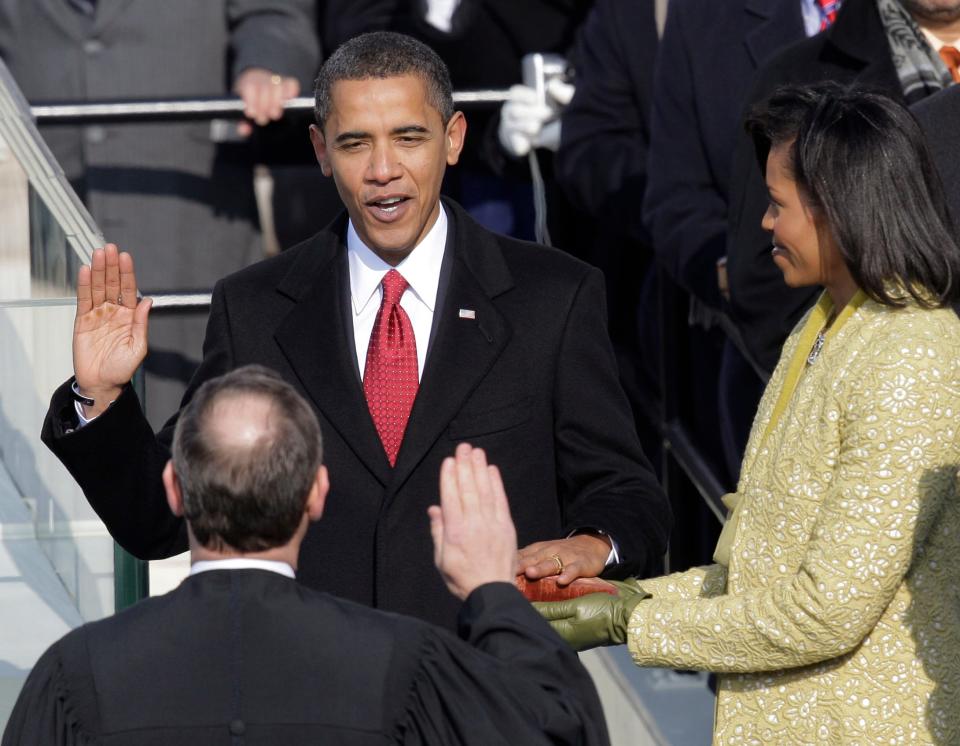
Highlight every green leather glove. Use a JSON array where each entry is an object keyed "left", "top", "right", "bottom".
[{"left": 533, "top": 580, "right": 650, "bottom": 652}]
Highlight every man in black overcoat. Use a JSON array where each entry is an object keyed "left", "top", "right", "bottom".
[
  {"left": 8, "top": 366, "right": 609, "bottom": 745},
  {"left": 41, "top": 31, "right": 670, "bottom": 631}
]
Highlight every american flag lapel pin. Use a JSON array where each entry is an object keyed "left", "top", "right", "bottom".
[{"left": 458, "top": 308, "right": 476, "bottom": 319}]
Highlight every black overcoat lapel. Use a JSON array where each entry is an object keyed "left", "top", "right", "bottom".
[{"left": 273, "top": 231, "right": 392, "bottom": 487}]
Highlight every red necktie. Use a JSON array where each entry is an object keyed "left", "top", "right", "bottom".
[
  {"left": 940, "top": 45, "right": 960, "bottom": 84},
  {"left": 817, "top": 0, "right": 839, "bottom": 31},
  {"left": 363, "top": 270, "right": 419, "bottom": 466}
]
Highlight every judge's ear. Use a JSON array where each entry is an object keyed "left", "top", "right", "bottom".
[
  {"left": 309, "top": 124, "right": 333, "bottom": 177},
  {"left": 305, "top": 465, "right": 329, "bottom": 523},
  {"left": 163, "top": 460, "right": 184, "bottom": 517}
]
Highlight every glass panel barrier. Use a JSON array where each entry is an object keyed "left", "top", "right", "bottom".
[{"left": 0, "top": 59, "right": 147, "bottom": 728}]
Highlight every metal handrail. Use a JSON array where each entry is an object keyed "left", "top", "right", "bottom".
[{"left": 30, "top": 90, "right": 510, "bottom": 124}]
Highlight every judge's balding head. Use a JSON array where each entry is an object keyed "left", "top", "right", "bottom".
[{"left": 164, "top": 365, "right": 326, "bottom": 554}]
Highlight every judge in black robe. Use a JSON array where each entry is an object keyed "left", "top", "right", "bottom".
[
  {"left": 5, "top": 367, "right": 608, "bottom": 745},
  {"left": 3, "top": 573, "right": 606, "bottom": 746}
]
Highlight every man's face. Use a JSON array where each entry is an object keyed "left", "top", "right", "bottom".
[
  {"left": 901, "top": 0, "right": 960, "bottom": 24},
  {"left": 310, "top": 75, "right": 466, "bottom": 264}
]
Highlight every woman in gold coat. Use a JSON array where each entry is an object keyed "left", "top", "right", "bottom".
[{"left": 538, "top": 84, "right": 960, "bottom": 744}]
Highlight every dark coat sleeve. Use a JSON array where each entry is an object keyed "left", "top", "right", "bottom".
[
  {"left": 554, "top": 268, "right": 671, "bottom": 576},
  {"left": 40, "top": 281, "right": 237, "bottom": 559},
  {"left": 556, "top": 0, "right": 658, "bottom": 242},
  {"left": 391, "top": 583, "right": 610, "bottom": 746},
  {"left": 227, "top": 0, "right": 320, "bottom": 90}
]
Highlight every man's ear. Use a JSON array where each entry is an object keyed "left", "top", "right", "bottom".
[
  {"left": 444, "top": 111, "right": 467, "bottom": 167},
  {"left": 305, "top": 465, "right": 329, "bottom": 522},
  {"left": 309, "top": 124, "right": 333, "bottom": 177},
  {"left": 162, "top": 461, "right": 184, "bottom": 517}
]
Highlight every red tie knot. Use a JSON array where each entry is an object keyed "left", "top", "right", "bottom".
[{"left": 381, "top": 269, "right": 409, "bottom": 306}]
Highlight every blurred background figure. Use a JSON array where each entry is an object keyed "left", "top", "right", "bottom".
[
  {"left": 552, "top": 0, "right": 661, "bottom": 475},
  {"left": 642, "top": 0, "right": 826, "bottom": 508},
  {"left": 0, "top": 0, "right": 318, "bottom": 424}
]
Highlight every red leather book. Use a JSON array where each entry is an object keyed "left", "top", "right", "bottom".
[{"left": 515, "top": 575, "right": 618, "bottom": 602}]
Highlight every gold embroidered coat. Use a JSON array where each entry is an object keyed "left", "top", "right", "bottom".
[{"left": 627, "top": 296, "right": 960, "bottom": 744}]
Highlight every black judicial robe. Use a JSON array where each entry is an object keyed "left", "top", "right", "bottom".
[{"left": 2, "top": 571, "right": 609, "bottom": 746}]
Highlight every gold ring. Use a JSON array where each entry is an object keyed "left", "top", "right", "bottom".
[
  {"left": 117, "top": 294, "right": 123, "bottom": 305},
  {"left": 550, "top": 554, "right": 564, "bottom": 575},
  {"left": 270, "top": 74, "right": 283, "bottom": 86}
]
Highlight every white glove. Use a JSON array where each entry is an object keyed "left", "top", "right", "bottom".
[{"left": 497, "top": 77, "right": 575, "bottom": 157}]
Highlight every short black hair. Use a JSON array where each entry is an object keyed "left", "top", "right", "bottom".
[
  {"left": 172, "top": 365, "right": 323, "bottom": 552},
  {"left": 314, "top": 31, "right": 454, "bottom": 128},
  {"left": 746, "top": 82, "right": 960, "bottom": 308}
]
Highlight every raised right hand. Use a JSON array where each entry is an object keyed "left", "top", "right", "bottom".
[
  {"left": 428, "top": 444, "right": 518, "bottom": 600},
  {"left": 73, "top": 244, "right": 152, "bottom": 417}
]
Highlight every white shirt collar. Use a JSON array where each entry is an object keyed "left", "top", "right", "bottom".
[
  {"left": 190, "top": 558, "right": 296, "bottom": 578},
  {"left": 347, "top": 204, "right": 448, "bottom": 317},
  {"left": 921, "top": 26, "right": 960, "bottom": 52}
]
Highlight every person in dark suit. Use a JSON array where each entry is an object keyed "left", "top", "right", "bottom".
[
  {"left": 555, "top": 0, "right": 660, "bottom": 410},
  {"left": 643, "top": 0, "right": 806, "bottom": 309},
  {"left": 913, "top": 84, "right": 960, "bottom": 231},
  {"left": 0, "top": 0, "right": 318, "bottom": 425},
  {"left": 726, "top": 0, "right": 960, "bottom": 377},
  {"left": 7, "top": 366, "right": 609, "bottom": 746},
  {"left": 641, "top": 0, "right": 818, "bottom": 487},
  {"left": 41, "top": 31, "right": 670, "bottom": 631}
]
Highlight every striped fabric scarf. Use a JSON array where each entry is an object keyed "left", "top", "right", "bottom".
[{"left": 876, "top": 0, "right": 954, "bottom": 103}]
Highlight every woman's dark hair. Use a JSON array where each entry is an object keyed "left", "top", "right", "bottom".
[{"left": 745, "top": 82, "right": 960, "bottom": 307}]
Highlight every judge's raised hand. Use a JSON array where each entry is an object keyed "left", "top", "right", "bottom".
[
  {"left": 429, "top": 444, "right": 518, "bottom": 600},
  {"left": 73, "top": 244, "right": 152, "bottom": 417}
]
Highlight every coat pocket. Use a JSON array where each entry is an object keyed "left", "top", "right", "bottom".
[{"left": 447, "top": 397, "right": 532, "bottom": 439}]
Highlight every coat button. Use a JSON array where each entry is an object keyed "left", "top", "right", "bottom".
[
  {"left": 83, "top": 39, "right": 103, "bottom": 54},
  {"left": 85, "top": 126, "right": 105, "bottom": 144},
  {"left": 228, "top": 719, "right": 245, "bottom": 736}
]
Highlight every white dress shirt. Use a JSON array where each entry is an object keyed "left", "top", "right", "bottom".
[
  {"left": 801, "top": 0, "right": 830, "bottom": 37},
  {"left": 921, "top": 26, "right": 960, "bottom": 55},
  {"left": 348, "top": 205, "right": 448, "bottom": 382},
  {"left": 190, "top": 558, "right": 295, "bottom": 578}
]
